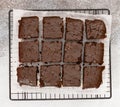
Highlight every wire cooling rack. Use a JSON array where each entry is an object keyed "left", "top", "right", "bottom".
[{"left": 9, "top": 9, "right": 112, "bottom": 100}]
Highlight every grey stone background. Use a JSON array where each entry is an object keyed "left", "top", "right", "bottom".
[{"left": 0, "top": 0, "right": 120, "bottom": 106}]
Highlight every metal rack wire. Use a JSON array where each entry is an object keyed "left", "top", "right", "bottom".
[{"left": 9, "top": 9, "right": 112, "bottom": 100}]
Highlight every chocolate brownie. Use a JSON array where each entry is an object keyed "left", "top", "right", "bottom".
[
  {"left": 18, "top": 16, "right": 39, "bottom": 39},
  {"left": 40, "top": 65, "right": 61, "bottom": 87},
  {"left": 19, "top": 40, "right": 39, "bottom": 62},
  {"left": 65, "top": 18, "right": 83, "bottom": 41},
  {"left": 41, "top": 41, "right": 62, "bottom": 63},
  {"left": 85, "top": 19, "right": 106, "bottom": 39},
  {"left": 63, "top": 64, "right": 81, "bottom": 86},
  {"left": 64, "top": 42, "right": 82, "bottom": 63},
  {"left": 43, "top": 16, "right": 63, "bottom": 39},
  {"left": 17, "top": 66, "right": 38, "bottom": 86},
  {"left": 84, "top": 42, "right": 104, "bottom": 65},
  {"left": 83, "top": 66, "right": 105, "bottom": 89}
]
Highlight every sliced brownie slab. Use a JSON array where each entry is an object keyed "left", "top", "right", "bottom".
[
  {"left": 43, "top": 16, "right": 63, "bottom": 39},
  {"left": 40, "top": 65, "right": 61, "bottom": 87},
  {"left": 64, "top": 41, "right": 82, "bottom": 63},
  {"left": 18, "top": 16, "right": 39, "bottom": 39},
  {"left": 17, "top": 66, "right": 38, "bottom": 86},
  {"left": 65, "top": 17, "right": 83, "bottom": 41},
  {"left": 19, "top": 40, "right": 39, "bottom": 63},
  {"left": 83, "top": 66, "right": 105, "bottom": 89},
  {"left": 85, "top": 19, "right": 106, "bottom": 39},
  {"left": 63, "top": 64, "right": 81, "bottom": 86},
  {"left": 84, "top": 42, "right": 104, "bottom": 65}
]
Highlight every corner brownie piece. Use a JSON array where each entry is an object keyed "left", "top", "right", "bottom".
[
  {"left": 17, "top": 66, "right": 38, "bottom": 86},
  {"left": 66, "top": 18, "right": 83, "bottom": 41},
  {"left": 84, "top": 42, "right": 104, "bottom": 65},
  {"left": 63, "top": 64, "right": 81, "bottom": 86},
  {"left": 41, "top": 41, "right": 62, "bottom": 63},
  {"left": 85, "top": 19, "right": 106, "bottom": 39},
  {"left": 43, "top": 16, "right": 63, "bottom": 39},
  {"left": 40, "top": 65, "right": 61, "bottom": 87},
  {"left": 18, "top": 16, "right": 39, "bottom": 39},
  {"left": 83, "top": 66, "right": 105, "bottom": 89},
  {"left": 19, "top": 40, "right": 39, "bottom": 63},
  {"left": 64, "top": 42, "right": 82, "bottom": 63}
]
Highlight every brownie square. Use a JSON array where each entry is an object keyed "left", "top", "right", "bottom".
[
  {"left": 84, "top": 42, "right": 104, "bottom": 65},
  {"left": 83, "top": 66, "right": 105, "bottom": 89},
  {"left": 65, "top": 18, "right": 83, "bottom": 41},
  {"left": 17, "top": 66, "right": 38, "bottom": 86},
  {"left": 18, "top": 16, "right": 39, "bottom": 39},
  {"left": 63, "top": 64, "right": 81, "bottom": 86},
  {"left": 41, "top": 41, "right": 62, "bottom": 63},
  {"left": 43, "top": 16, "right": 63, "bottom": 39},
  {"left": 85, "top": 19, "right": 106, "bottom": 39},
  {"left": 64, "top": 42, "right": 82, "bottom": 63},
  {"left": 19, "top": 40, "right": 39, "bottom": 63},
  {"left": 40, "top": 65, "right": 61, "bottom": 87}
]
